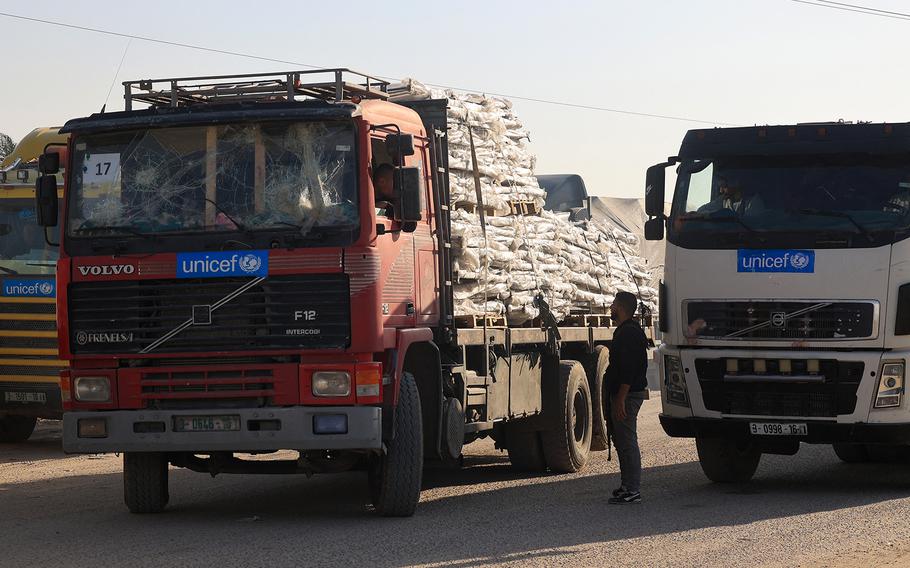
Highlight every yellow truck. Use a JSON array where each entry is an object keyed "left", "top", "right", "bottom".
[{"left": 0, "top": 128, "right": 66, "bottom": 442}]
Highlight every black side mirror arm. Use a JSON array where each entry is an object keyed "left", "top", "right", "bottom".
[{"left": 376, "top": 224, "right": 402, "bottom": 236}]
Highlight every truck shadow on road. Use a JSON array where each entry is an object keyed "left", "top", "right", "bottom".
[{"left": 0, "top": 421, "right": 65, "bottom": 465}]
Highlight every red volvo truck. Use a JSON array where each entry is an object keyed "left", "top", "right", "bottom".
[{"left": 35, "top": 69, "right": 640, "bottom": 516}]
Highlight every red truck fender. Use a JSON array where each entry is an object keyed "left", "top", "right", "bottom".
[{"left": 388, "top": 327, "right": 434, "bottom": 405}]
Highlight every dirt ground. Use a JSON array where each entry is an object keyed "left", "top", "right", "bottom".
[{"left": 2, "top": 395, "right": 910, "bottom": 567}]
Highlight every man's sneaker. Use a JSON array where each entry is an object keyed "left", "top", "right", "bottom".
[
  {"left": 611, "top": 486, "right": 627, "bottom": 498},
  {"left": 608, "top": 491, "right": 641, "bottom": 505}
]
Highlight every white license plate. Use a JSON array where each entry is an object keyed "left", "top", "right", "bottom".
[
  {"left": 750, "top": 422, "right": 808, "bottom": 436},
  {"left": 4, "top": 392, "right": 46, "bottom": 404},
  {"left": 173, "top": 415, "right": 241, "bottom": 433}
]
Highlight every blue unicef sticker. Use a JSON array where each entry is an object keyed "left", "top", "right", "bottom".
[
  {"left": 738, "top": 250, "right": 815, "bottom": 273},
  {"left": 17, "top": 208, "right": 36, "bottom": 221},
  {"left": 3, "top": 278, "right": 56, "bottom": 297},
  {"left": 176, "top": 250, "right": 268, "bottom": 279}
]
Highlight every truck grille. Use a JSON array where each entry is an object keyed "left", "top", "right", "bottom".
[
  {"left": 685, "top": 301, "right": 876, "bottom": 340},
  {"left": 141, "top": 368, "right": 275, "bottom": 409},
  {"left": 695, "top": 358, "right": 863, "bottom": 417},
  {"left": 69, "top": 275, "right": 350, "bottom": 354}
]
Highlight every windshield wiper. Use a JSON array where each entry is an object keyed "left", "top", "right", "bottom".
[
  {"left": 203, "top": 198, "right": 249, "bottom": 232},
  {"left": 798, "top": 209, "right": 873, "bottom": 242},
  {"left": 0, "top": 265, "right": 19, "bottom": 275}
]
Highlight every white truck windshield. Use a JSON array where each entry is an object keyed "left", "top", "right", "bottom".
[{"left": 671, "top": 155, "right": 910, "bottom": 246}]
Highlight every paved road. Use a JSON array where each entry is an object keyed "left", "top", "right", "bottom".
[{"left": 3, "top": 396, "right": 910, "bottom": 568}]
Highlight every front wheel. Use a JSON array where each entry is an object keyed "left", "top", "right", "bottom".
[
  {"left": 123, "top": 452, "right": 169, "bottom": 513},
  {"left": 832, "top": 443, "right": 869, "bottom": 463},
  {"left": 696, "top": 437, "right": 761, "bottom": 483},
  {"left": 369, "top": 372, "right": 423, "bottom": 517},
  {"left": 0, "top": 415, "right": 37, "bottom": 443}
]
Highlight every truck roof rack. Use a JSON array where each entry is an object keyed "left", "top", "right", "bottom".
[{"left": 122, "top": 68, "right": 390, "bottom": 111}]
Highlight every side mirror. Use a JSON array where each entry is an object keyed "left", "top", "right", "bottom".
[
  {"left": 386, "top": 134, "right": 415, "bottom": 162},
  {"left": 645, "top": 164, "right": 666, "bottom": 217},
  {"left": 38, "top": 152, "right": 60, "bottom": 175},
  {"left": 395, "top": 166, "right": 423, "bottom": 233},
  {"left": 644, "top": 217, "right": 664, "bottom": 241},
  {"left": 35, "top": 175, "right": 58, "bottom": 227}
]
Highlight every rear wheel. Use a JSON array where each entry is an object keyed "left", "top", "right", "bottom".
[
  {"left": 123, "top": 452, "right": 169, "bottom": 513},
  {"left": 832, "top": 443, "right": 869, "bottom": 463},
  {"left": 369, "top": 372, "right": 423, "bottom": 517},
  {"left": 696, "top": 437, "right": 761, "bottom": 483},
  {"left": 586, "top": 345, "right": 610, "bottom": 451},
  {"left": 541, "top": 360, "right": 593, "bottom": 473},
  {"left": 0, "top": 415, "right": 37, "bottom": 443}
]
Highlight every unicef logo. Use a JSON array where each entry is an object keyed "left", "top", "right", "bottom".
[
  {"left": 76, "top": 331, "right": 88, "bottom": 346},
  {"left": 789, "top": 253, "right": 810, "bottom": 270},
  {"left": 39, "top": 282, "right": 53, "bottom": 295},
  {"left": 239, "top": 254, "right": 262, "bottom": 273}
]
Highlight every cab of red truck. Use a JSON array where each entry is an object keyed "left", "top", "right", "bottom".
[{"left": 35, "top": 70, "right": 446, "bottom": 515}]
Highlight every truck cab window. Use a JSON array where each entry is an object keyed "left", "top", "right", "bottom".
[{"left": 683, "top": 162, "right": 714, "bottom": 213}]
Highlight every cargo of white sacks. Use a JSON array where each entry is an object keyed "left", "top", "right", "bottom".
[{"left": 390, "top": 79, "right": 657, "bottom": 325}]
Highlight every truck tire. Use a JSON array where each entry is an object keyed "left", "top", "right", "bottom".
[
  {"left": 832, "top": 443, "right": 869, "bottom": 463},
  {"left": 541, "top": 360, "right": 593, "bottom": 473},
  {"left": 696, "top": 437, "right": 761, "bottom": 483},
  {"left": 0, "top": 415, "right": 37, "bottom": 443},
  {"left": 369, "top": 372, "right": 423, "bottom": 517},
  {"left": 865, "top": 444, "right": 910, "bottom": 463},
  {"left": 586, "top": 345, "right": 610, "bottom": 452},
  {"left": 506, "top": 428, "right": 547, "bottom": 472},
  {"left": 123, "top": 452, "right": 169, "bottom": 513}
]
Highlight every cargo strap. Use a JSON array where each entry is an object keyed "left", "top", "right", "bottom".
[
  {"left": 467, "top": 115, "right": 493, "bottom": 335},
  {"left": 603, "top": 221, "right": 649, "bottom": 318}
]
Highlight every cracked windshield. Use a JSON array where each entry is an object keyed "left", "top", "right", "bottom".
[
  {"left": 0, "top": 200, "right": 57, "bottom": 275},
  {"left": 68, "top": 121, "right": 357, "bottom": 239}
]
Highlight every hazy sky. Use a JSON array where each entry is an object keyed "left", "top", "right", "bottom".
[{"left": 3, "top": 0, "right": 909, "bottom": 198}]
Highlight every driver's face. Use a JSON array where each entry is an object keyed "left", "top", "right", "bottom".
[{"left": 374, "top": 171, "right": 394, "bottom": 200}]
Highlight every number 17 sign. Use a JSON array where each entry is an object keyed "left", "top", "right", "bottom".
[{"left": 82, "top": 152, "right": 121, "bottom": 185}]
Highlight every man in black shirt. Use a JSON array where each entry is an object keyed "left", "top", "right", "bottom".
[{"left": 604, "top": 291, "right": 649, "bottom": 504}]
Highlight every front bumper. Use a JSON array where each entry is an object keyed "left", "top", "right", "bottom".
[
  {"left": 660, "top": 414, "right": 910, "bottom": 444},
  {"left": 0, "top": 381, "right": 62, "bottom": 419},
  {"left": 63, "top": 406, "right": 382, "bottom": 453}
]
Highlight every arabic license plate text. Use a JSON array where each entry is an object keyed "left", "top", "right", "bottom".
[
  {"left": 173, "top": 415, "right": 241, "bottom": 433},
  {"left": 4, "top": 391, "right": 46, "bottom": 404},
  {"left": 749, "top": 422, "right": 807, "bottom": 436}
]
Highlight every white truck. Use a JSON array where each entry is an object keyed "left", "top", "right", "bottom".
[{"left": 644, "top": 122, "right": 910, "bottom": 481}]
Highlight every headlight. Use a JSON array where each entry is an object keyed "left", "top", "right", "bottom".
[
  {"left": 74, "top": 376, "right": 111, "bottom": 402},
  {"left": 874, "top": 361, "right": 904, "bottom": 409},
  {"left": 312, "top": 371, "right": 351, "bottom": 397},
  {"left": 664, "top": 355, "right": 689, "bottom": 407}
]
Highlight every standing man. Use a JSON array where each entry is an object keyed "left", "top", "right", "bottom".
[{"left": 605, "top": 290, "right": 649, "bottom": 505}]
